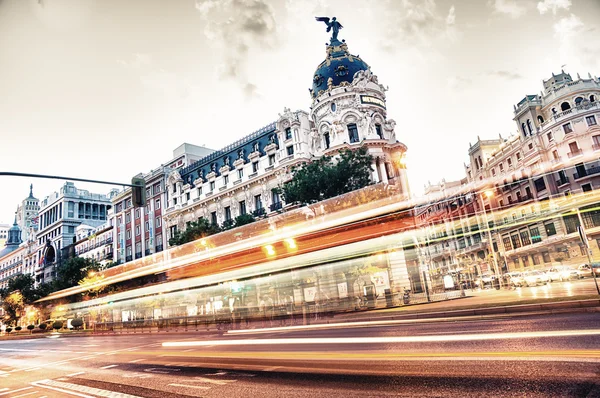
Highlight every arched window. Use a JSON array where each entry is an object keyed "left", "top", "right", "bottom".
[
  {"left": 537, "top": 115, "right": 544, "bottom": 124},
  {"left": 575, "top": 97, "right": 583, "bottom": 106},
  {"left": 591, "top": 95, "right": 596, "bottom": 103},
  {"left": 521, "top": 123, "right": 527, "bottom": 137},
  {"left": 561, "top": 102, "right": 571, "bottom": 111},
  {"left": 527, "top": 119, "right": 533, "bottom": 134},
  {"left": 552, "top": 108, "right": 557, "bottom": 114}
]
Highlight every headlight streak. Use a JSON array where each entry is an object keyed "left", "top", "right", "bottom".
[{"left": 162, "top": 329, "right": 600, "bottom": 347}]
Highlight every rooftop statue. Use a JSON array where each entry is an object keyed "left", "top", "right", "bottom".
[{"left": 315, "top": 16, "right": 343, "bottom": 43}]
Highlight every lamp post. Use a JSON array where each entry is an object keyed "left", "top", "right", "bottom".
[{"left": 479, "top": 190, "right": 503, "bottom": 288}]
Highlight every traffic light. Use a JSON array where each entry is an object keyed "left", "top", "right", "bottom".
[{"left": 131, "top": 177, "right": 146, "bottom": 207}]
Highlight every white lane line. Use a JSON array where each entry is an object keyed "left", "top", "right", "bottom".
[
  {"left": 168, "top": 384, "right": 210, "bottom": 390},
  {"left": 164, "top": 329, "right": 600, "bottom": 347},
  {"left": 143, "top": 367, "right": 180, "bottom": 374},
  {"left": 0, "top": 389, "right": 7, "bottom": 392},
  {"left": 32, "top": 379, "right": 143, "bottom": 398},
  {"left": 192, "top": 376, "right": 236, "bottom": 385},
  {"left": 129, "top": 359, "right": 144, "bottom": 363},
  {"left": 67, "top": 372, "right": 85, "bottom": 377},
  {"left": 100, "top": 364, "right": 118, "bottom": 369},
  {"left": 417, "top": 329, "right": 499, "bottom": 335},
  {"left": 0, "top": 348, "right": 87, "bottom": 354},
  {"left": 0, "top": 387, "right": 33, "bottom": 396},
  {"left": 11, "top": 391, "right": 38, "bottom": 398}
]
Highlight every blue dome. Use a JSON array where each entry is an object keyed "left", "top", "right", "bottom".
[{"left": 312, "top": 48, "right": 369, "bottom": 98}]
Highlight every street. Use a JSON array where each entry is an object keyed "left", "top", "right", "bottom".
[{"left": 0, "top": 312, "right": 598, "bottom": 397}]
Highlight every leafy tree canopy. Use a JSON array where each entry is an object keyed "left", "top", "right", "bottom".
[
  {"left": 169, "top": 218, "right": 222, "bottom": 247},
  {"left": 53, "top": 257, "right": 101, "bottom": 292},
  {"left": 278, "top": 147, "right": 374, "bottom": 205}
]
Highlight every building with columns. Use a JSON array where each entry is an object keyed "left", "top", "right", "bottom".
[
  {"left": 163, "top": 27, "right": 409, "bottom": 240},
  {"left": 74, "top": 223, "right": 114, "bottom": 267},
  {"left": 16, "top": 185, "right": 40, "bottom": 243},
  {"left": 0, "top": 217, "right": 23, "bottom": 289},
  {"left": 416, "top": 70, "right": 600, "bottom": 284},
  {"left": 35, "top": 182, "right": 114, "bottom": 284}
]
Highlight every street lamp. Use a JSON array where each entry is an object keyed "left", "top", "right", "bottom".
[{"left": 479, "top": 190, "right": 503, "bottom": 287}]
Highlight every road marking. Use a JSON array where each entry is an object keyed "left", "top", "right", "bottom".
[
  {"left": 168, "top": 384, "right": 210, "bottom": 390},
  {"left": 32, "top": 379, "right": 142, "bottom": 398},
  {"left": 204, "top": 371, "right": 255, "bottom": 377},
  {"left": 182, "top": 349, "right": 196, "bottom": 352},
  {"left": 192, "top": 376, "right": 236, "bottom": 385},
  {"left": 0, "top": 389, "right": 7, "bottom": 393},
  {"left": 144, "top": 367, "right": 180, "bottom": 374},
  {"left": 165, "top": 329, "right": 600, "bottom": 347},
  {"left": 0, "top": 387, "right": 33, "bottom": 396},
  {"left": 122, "top": 372, "right": 152, "bottom": 379},
  {"left": 67, "top": 372, "right": 85, "bottom": 377},
  {"left": 11, "top": 391, "right": 38, "bottom": 398},
  {"left": 100, "top": 364, "right": 118, "bottom": 369},
  {"left": 129, "top": 359, "right": 144, "bottom": 363},
  {"left": 263, "top": 366, "right": 282, "bottom": 371}
]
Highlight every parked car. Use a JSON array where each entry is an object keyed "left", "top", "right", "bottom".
[
  {"left": 475, "top": 273, "right": 496, "bottom": 288},
  {"left": 504, "top": 272, "right": 524, "bottom": 287},
  {"left": 578, "top": 263, "right": 600, "bottom": 278},
  {"left": 523, "top": 270, "right": 550, "bottom": 287},
  {"left": 546, "top": 265, "right": 579, "bottom": 282}
]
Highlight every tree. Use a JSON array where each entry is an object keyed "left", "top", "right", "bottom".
[
  {"left": 278, "top": 147, "right": 374, "bottom": 205},
  {"left": 78, "top": 272, "right": 106, "bottom": 299},
  {"left": 53, "top": 257, "right": 101, "bottom": 291},
  {"left": 0, "top": 274, "right": 49, "bottom": 325},
  {"left": 222, "top": 213, "right": 256, "bottom": 231},
  {"left": 168, "top": 218, "right": 221, "bottom": 247}
]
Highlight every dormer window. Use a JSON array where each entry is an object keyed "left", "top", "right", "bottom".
[
  {"left": 560, "top": 102, "right": 571, "bottom": 111},
  {"left": 285, "top": 127, "right": 292, "bottom": 140},
  {"left": 575, "top": 97, "right": 583, "bottom": 106},
  {"left": 375, "top": 124, "right": 383, "bottom": 139},
  {"left": 537, "top": 115, "right": 544, "bottom": 124}
]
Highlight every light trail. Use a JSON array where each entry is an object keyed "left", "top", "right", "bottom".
[{"left": 163, "top": 328, "right": 600, "bottom": 347}]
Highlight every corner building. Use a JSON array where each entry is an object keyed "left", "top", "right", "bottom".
[{"left": 164, "top": 33, "right": 409, "bottom": 237}]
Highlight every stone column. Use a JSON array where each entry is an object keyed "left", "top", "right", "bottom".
[{"left": 379, "top": 160, "right": 389, "bottom": 184}]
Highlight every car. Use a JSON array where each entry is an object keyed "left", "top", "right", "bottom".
[
  {"left": 522, "top": 270, "right": 550, "bottom": 287},
  {"left": 578, "top": 263, "right": 600, "bottom": 278},
  {"left": 546, "top": 265, "right": 579, "bottom": 282},
  {"left": 504, "top": 272, "right": 524, "bottom": 287},
  {"left": 475, "top": 273, "right": 495, "bottom": 288}
]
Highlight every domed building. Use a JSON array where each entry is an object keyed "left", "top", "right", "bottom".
[{"left": 0, "top": 215, "right": 25, "bottom": 290}]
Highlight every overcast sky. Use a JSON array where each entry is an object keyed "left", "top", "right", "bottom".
[{"left": 1, "top": 0, "right": 599, "bottom": 224}]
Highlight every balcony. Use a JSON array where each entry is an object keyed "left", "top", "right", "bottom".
[
  {"left": 145, "top": 249, "right": 151, "bottom": 256},
  {"left": 135, "top": 252, "right": 142, "bottom": 259},
  {"left": 252, "top": 208, "right": 266, "bottom": 217},
  {"left": 593, "top": 143, "right": 600, "bottom": 152},
  {"left": 574, "top": 165, "right": 600, "bottom": 180},
  {"left": 269, "top": 202, "right": 283, "bottom": 212},
  {"left": 551, "top": 157, "right": 563, "bottom": 165},
  {"left": 155, "top": 245, "right": 163, "bottom": 253},
  {"left": 567, "top": 149, "right": 583, "bottom": 158},
  {"left": 125, "top": 255, "right": 132, "bottom": 262}
]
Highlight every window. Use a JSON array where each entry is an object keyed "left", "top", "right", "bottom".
[
  {"left": 348, "top": 123, "right": 359, "bottom": 143},
  {"left": 563, "top": 214, "right": 580, "bottom": 234},
  {"left": 568, "top": 141, "right": 580, "bottom": 155},
  {"left": 544, "top": 222, "right": 556, "bottom": 236},
  {"left": 224, "top": 206, "right": 231, "bottom": 221},
  {"left": 575, "top": 97, "right": 583, "bottom": 106},
  {"left": 528, "top": 143, "right": 534, "bottom": 150},
  {"left": 269, "top": 154, "right": 276, "bottom": 166},
  {"left": 285, "top": 127, "right": 292, "bottom": 140},
  {"left": 186, "top": 192, "right": 190, "bottom": 201},
  {"left": 238, "top": 169, "right": 243, "bottom": 179},
  {"left": 375, "top": 124, "right": 383, "bottom": 139},
  {"left": 210, "top": 181, "right": 215, "bottom": 191},
  {"left": 492, "top": 169, "right": 496, "bottom": 176},
  {"left": 520, "top": 230, "right": 531, "bottom": 246},
  {"left": 586, "top": 115, "right": 597, "bottom": 126},
  {"left": 254, "top": 194, "right": 263, "bottom": 210},
  {"left": 582, "top": 183, "right": 593, "bottom": 192},
  {"left": 239, "top": 200, "right": 246, "bottom": 215},
  {"left": 127, "top": 229, "right": 131, "bottom": 239},
  {"left": 318, "top": 132, "right": 328, "bottom": 151},
  {"left": 126, "top": 199, "right": 132, "bottom": 208},
  {"left": 154, "top": 183, "right": 161, "bottom": 194},
  {"left": 530, "top": 227, "right": 542, "bottom": 243},
  {"left": 169, "top": 225, "right": 177, "bottom": 238},
  {"left": 210, "top": 211, "right": 217, "bottom": 225},
  {"left": 516, "top": 152, "right": 521, "bottom": 161},
  {"left": 547, "top": 132, "right": 553, "bottom": 142},
  {"left": 126, "top": 213, "right": 131, "bottom": 223},
  {"left": 135, "top": 225, "right": 140, "bottom": 236},
  {"left": 537, "top": 115, "right": 544, "bottom": 124},
  {"left": 521, "top": 123, "right": 527, "bottom": 137},
  {"left": 145, "top": 221, "right": 149, "bottom": 230},
  {"left": 197, "top": 187, "right": 202, "bottom": 196},
  {"left": 499, "top": 163, "right": 504, "bottom": 171},
  {"left": 561, "top": 102, "right": 571, "bottom": 111},
  {"left": 155, "top": 198, "right": 161, "bottom": 209},
  {"left": 507, "top": 158, "right": 512, "bottom": 167},
  {"left": 223, "top": 175, "right": 229, "bottom": 185},
  {"left": 534, "top": 177, "right": 546, "bottom": 193},
  {"left": 526, "top": 119, "right": 533, "bottom": 134},
  {"left": 155, "top": 218, "right": 161, "bottom": 228},
  {"left": 563, "top": 123, "right": 573, "bottom": 134},
  {"left": 172, "top": 183, "right": 177, "bottom": 193},
  {"left": 591, "top": 95, "right": 596, "bottom": 103},
  {"left": 173, "top": 197, "right": 178, "bottom": 205},
  {"left": 510, "top": 234, "right": 521, "bottom": 249},
  {"left": 287, "top": 146, "right": 294, "bottom": 156},
  {"left": 252, "top": 162, "right": 259, "bottom": 173},
  {"left": 552, "top": 150, "right": 559, "bottom": 160}
]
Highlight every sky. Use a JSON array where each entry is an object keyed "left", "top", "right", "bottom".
[{"left": 0, "top": 0, "right": 599, "bottom": 224}]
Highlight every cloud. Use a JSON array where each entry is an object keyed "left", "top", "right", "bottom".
[
  {"left": 488, "top": 70, "right": 523, "bottom": 80},
  {"left": 553, "top": 13, "right": 583, "bottom": 42},
  {"left": 446, "top": 5, "right": 456, "bottom": 25},
  {"left": 379, "top": 0, "right": 459, "bottom": 50},
  {"left": 447, "top": 75, "right": 472, "bottom": 90},
  {"left": 537, "top": 0, "right": 571, "bottom": 15},
  {"left": 195, "top": 0, "right": 278, "bottom": 99},
  {"left": 491, "top": 0, "right": 527, "bottom": 19}
]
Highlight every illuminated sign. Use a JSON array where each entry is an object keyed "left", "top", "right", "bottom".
[{"left": 360, "top": 95, "right": 386, "bottom": 109}]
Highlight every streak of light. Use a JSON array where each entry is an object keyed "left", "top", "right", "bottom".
[{"left": 163, "top": 329, "right": 600, "bottom": 347}]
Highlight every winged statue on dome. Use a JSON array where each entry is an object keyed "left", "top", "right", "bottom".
[{"left": 315, "top": 16, "right": 343, "bottom": 42}]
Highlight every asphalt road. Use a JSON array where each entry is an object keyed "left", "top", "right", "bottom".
[{"left": 0, "top": 312, "right": 599, "bottom": 397}]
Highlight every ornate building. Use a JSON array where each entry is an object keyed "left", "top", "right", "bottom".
[
  {"left": 417, "top": 71, "right": 600, "bottom": 283},
  {"left": 164, "top": 21, "right": 409, "bottom": 240},
  {"left": 16, "top": 184, "right": 40, "bottom": 243},
  {"left": 0, "top": 217, "right": 24, "bottom": 289}
]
